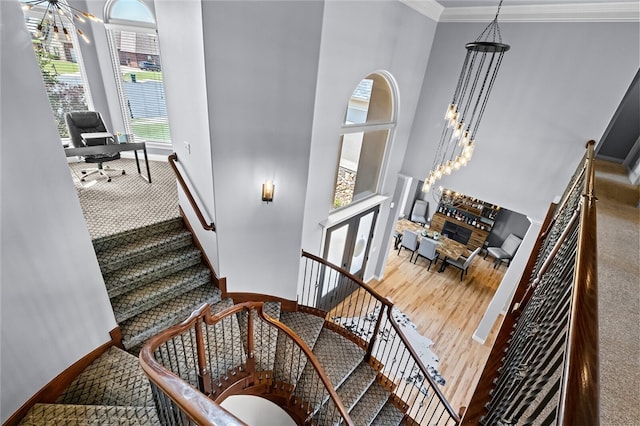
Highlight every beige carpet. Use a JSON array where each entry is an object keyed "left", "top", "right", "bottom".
[
  {"left": 594, "top": 159, "right": 640, "bottom": 425},
  {"left": 68, "top": 158, "right": 179, "bottom": 239}
]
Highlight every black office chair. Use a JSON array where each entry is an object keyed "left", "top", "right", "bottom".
[{"left": 65, "top": 111, "right": 125, "bottom": 182}]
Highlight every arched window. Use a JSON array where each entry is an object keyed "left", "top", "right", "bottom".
[
  {"left": 333, "top": 73, "right": 396, "bottom": 210},
  {"left": 105, "top": 0, "right": 171, "bottom": 143}
]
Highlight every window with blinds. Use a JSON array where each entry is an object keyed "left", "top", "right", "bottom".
[
  {"left": 107, "top": 22, "right": 171, "bottom": 143},
  {"left": 21, "top": 7, "right": 92, "bottom": 139}
]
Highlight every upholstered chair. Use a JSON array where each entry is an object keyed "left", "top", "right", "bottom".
[
  {"left": 442, "top": 247, "right": 482, "bottom": 281},
  {"left": 484, "top": 233, "right": 522, "bottom": 269},
  {"left": 413, "top": 238, "right": 439, "bottom": 271},
  {"left": 397, "top": 230, "right": 419, "bottom": 261}
]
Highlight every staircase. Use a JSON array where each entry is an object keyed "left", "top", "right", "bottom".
[
  {"left": 18, "top": 218, "right": 453, "bottom": 425},
  {"left": 19, "top": 347, "right": 160, "bottom": 425},
  {"left": 92, "top": 217, "right": 222, "bottom": 352}
]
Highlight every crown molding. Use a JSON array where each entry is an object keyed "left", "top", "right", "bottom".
[
  {"left": 400, "top": 0, "right": 444, "bottom": 22},
  {"left": 438, "top": 2, "right": 640, "bottom": 23}
]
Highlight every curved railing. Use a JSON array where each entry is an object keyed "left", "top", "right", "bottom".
[
  {"left": 168, "top": 153, "right": 215, "bottom": 231},
  {"left": 140, "top": 302, "right": 353, "bottom": 425},
  {"left": 461, "top": 141, "right": 599, "bottom": 425},
  {"left": 300, "top": 251, "right": 460, "bottom": 425}
]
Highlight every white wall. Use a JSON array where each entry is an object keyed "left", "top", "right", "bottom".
[
  {"left": 302, "top": 1, "right": 438, "bottom": 281},
  {"left": 154, "top": 0, "right": 219, "bottom": 271},
  {"left": 200, "top": 1, "right": 324, "bottom": 299},
  {"left": 0, "top": 1, "right": 117, "bottom": 421},
  {"left": 403, "top": 21, "right": 640, "bottom": 222}
]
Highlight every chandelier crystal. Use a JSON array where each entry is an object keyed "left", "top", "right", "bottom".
[
  {"left": 423, "top": 0, "right": 509, "bottom": 192},
  {"left": 21, "top": 0, "right": 103, "bottom": 43}
]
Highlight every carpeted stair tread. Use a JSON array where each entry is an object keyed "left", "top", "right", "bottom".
[
  {"left": 314, "top": 361, "right": 378, "bottom": 423},
  {"left": 121, "top": 285, "right": 222, "bottom": 350},
  {"left": 19, "top": 403, "right": 160, "bottom": 425},
  {"left": 55, "top": 346, "right": 153, "bottom": 407},
  {"left": 280, "top": 310, "right": 325, "bottom": 350},
  {"left": 348, "top": 381, "right": 392, "bottom": 426},
  {"left": 92, "top": 217, "right": 184, "bottom": 253},
  {"left": 294, "top": 328, "right": 365, "bottom": 411},
  {"left": 96, "top": 227, "right": 194, "bottom": 275},
  {"left": 104, "top": 247, "right": 202, "bottom": 298},
  {"left": 273, "top": 311, "right": 326, "bottom": 387},
  {"left": 112, "top": 264, "right": 212, "bottom": 322},
  {"left": 372, "top": 401, "right": 405, "bottom": 425}
]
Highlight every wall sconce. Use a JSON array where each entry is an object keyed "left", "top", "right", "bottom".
[{"left": 262, "top": 180, "right": 275, "bottom": 203}]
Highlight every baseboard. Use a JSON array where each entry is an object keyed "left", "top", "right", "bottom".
[
  {"left": 226, "top": 292, "right": 298, "bottom": 312},
  {"left": 3, "top": 327, "right": 120, "bottom": 426},
  {"left": 179, "top": 206, "right": 222, "bottom": 287},
  {"left": 472, "top": 333, "right": 486, "bottom": 345}
]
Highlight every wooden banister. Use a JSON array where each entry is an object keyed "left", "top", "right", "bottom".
[
  {"left": 300, "top": 250, "right": 459, "bottom": 424},
  {"left": 461, "top": 140, "right": 599, "bottom": 425},
  {"left": 141, "top": 301, "right": 355, "bottom": 426},
  {"left": 168, "top": 153, "right": 215, "bottom": 231},
  {"left": 558, "top": 139, "right": 599, "bottom": 425},
  {"left": 385, "top": 308, "right": 461, "bottom": 423}
]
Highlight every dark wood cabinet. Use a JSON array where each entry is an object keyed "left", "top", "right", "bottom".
[{"left": 429, "top": 191, "right": 500, "bottom": 251}]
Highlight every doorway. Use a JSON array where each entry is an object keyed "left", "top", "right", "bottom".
[{"left": 318, "top": 206, "right": 379, "bottom": 310}]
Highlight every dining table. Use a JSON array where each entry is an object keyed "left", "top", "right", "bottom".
[{"left": 394, "top": 218, "right": 470, "bottom": 261}]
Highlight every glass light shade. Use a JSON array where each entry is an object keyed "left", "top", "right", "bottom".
[
  {"left": 434, "top": 167, "right": 443, "bottom": 180},
  {"left": 422, "top": 181, "right": 432, "bottom": 192},
  {"left": 262, "top": 180, "right": 275, "bottom": 202},
  {"left": 444, "top": 160, "right": 453, "bottom": 175},
  {"left": 445, "top": 103, "right": 456, "bottom": 120},
  {"left": 452, "top": 122, "right": 464, "bottom": 140},
  {"left": 453, "top": 156, "right": 462, "bottom": 170}
]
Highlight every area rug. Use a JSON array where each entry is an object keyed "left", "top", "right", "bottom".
[{"left": 332, "top": 306, "right": 445, "bottom": 395}]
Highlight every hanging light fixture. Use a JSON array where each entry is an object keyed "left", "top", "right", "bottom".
[
  {"left": 21, "top": 0, "right": 103, "bottom": 44},
  {"left": 423, "top": 0, "right": 509, "bottom": 193}
]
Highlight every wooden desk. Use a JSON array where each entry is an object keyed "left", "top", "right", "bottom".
[
  {"left": 394, "top": 219, "right": 470, "bottom": 260},
  {"left": 65, "top": 142, "right": 151, "bottom": 183}
]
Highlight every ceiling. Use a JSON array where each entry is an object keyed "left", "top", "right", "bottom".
[{"left": 403, "top": 0, "right": 640, "bottom": 22}]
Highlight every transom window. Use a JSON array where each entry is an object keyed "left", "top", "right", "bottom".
[
  {"left": 105, "top": 0, "right": 171, "bottom": 143},
  {"left": 333, "top": 73, "right": 396, "bottom": 210}
]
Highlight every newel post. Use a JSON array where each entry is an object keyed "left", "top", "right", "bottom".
[{"left": 195, "top": 316, "right": 212, "bottom": 396}]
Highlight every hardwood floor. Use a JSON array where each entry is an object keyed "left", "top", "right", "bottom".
[{"left": 367, "top": 245, "right": 508, "bottom": 414}]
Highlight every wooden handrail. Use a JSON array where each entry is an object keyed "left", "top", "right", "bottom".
[
  {"left": 385, "top": 308, "right": 461, "bottom": 423},
  {"left": 251, "top": 302, "right": 355, "bottom": 425},
  {"left": 300, "top": 250, "right": 459, "bottom": 423},
  {"left": 301, "top": 250, "right": 389, "bottom": 305},
  {"left": 461, "top": 140, "right": 599, "bottom": 424},
  {"left": 558, "top": 139, "right": 599, "bottom": 425},
  {"left": 139, "top": 304, "right": 245, "bottom": 425},
  {"left": 168, "top": 153, "right": 215, "bottom": 231},
  {"left": 141, "top": 301, "right": 355, "bottom": 426}
]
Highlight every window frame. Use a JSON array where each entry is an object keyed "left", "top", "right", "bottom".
[
  {"left": 104, "top": 0, "right": 171, "bottom": 145},
  {"left": 333, "top": 73, "right": 397, "bottom": 211}
]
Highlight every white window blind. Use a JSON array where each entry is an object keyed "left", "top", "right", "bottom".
[
  {"left": 22, "top": 11, "right": 92, "bottom": 139},
  {"left": 107, "top": 27, "right": 171, "bottom": 143}
]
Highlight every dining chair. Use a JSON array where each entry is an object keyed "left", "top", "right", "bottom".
[
  {"left": 442, "top": 247, "right": 482, "bottom": 281},
  {"left": 413, "top": 237, "right": 439, "bottom": 271},
  {"left": 397, "top": 230, "right": 419, "bottom": 261},
  {"left": 484, "top": 233, "right": 522, "bottom": 269}
]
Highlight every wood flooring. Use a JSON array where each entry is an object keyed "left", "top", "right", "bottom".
[{"left": 368, "top": 246, "right": 508, "bottom": 414}]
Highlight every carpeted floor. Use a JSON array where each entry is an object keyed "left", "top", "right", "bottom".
[
  {"left": 68, "top": 158, "right": 179, "bottom": 239},
  {"left": 594, "top": 159, "right": 640, "bottom": 425}
]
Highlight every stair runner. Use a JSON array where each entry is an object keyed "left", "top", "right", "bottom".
[
  {"left": 19, "top": 347, "right": 160, "bottom": 425},
  {"left": 92, "top": 217, "right": 223, "bottom": 352},
  {"left": 19, "top": 218, "right": 411, "bottom": 425}
]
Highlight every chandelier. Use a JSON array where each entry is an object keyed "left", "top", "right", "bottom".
[
  {"left": 422, "top": 0, "right": 509, "bottom": 192},
  {"left": 21, "top": 0, "right": 102, "bottom": 43}
]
